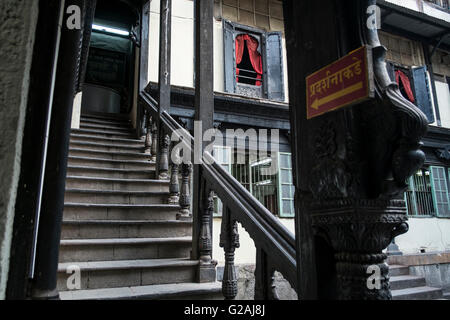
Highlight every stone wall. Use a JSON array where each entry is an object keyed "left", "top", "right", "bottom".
[
  {"left": 217, "top": 264, "right": 298, "bottom": 300},
  {"left": 0, "top": 0, "right": 39, "bottom": 299}
]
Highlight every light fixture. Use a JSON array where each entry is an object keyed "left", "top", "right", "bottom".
[
  {"left": 92, "top": 24, "right": 130, "bottom": 36},
  {"left": 256, "top": 179, "right": 272, "bottom": 186},
  {"left": 251, "top": 158, "right": 272, "bottom": 167}
]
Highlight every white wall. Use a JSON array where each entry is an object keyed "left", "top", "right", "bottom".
[
  {"left": 149, "top": 0, "right": 195, "bottom": 88},
  {"left": 0, "top": 0, "right": 39, "bottom": 299},
  {"left": 435, "top": 80, "right": 450, "bottom": 128},
  {"left": 396, "top": 218, "right": 450, "bottom": 254},
  {"left": 148, "top": 0, "right": 289, "bottom": 102},
  {"left": 386, "top": 0, "right": 450, "bottom": 22},
  {"left": 212, "top": 218, "right": 295, "bottom": 265},
  {"left": 71, "top": 92, "right": 83, "bottom": 129}
]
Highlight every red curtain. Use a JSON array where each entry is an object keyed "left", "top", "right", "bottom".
[
  {"left": 235, "top": 34, "right": 263, "bottom": 86},
  {"left": 395, "top": 70, "right": 415, "bottom": 103}
]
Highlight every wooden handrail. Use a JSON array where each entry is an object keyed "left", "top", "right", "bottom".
[{"left": 139, "top": 90, "right": 297, "bottom": 298}]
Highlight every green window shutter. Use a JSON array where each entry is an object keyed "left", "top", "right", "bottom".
[
  {"left": 430, "top": 166, "right": 450, "bottom": 218},
  {"left": 278, "top": 152, "right": 295, "bottom": 218}
]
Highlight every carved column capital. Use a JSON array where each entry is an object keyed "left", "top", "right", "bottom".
[{"left": 310, "top": 198, "right": 408, "bottom": 300}]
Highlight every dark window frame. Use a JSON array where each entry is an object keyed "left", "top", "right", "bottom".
[{"left": 223, "top": 19, "right": 285, "bottom": 102}]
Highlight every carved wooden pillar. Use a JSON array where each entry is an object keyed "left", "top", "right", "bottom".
[
  {"left": 197, "top": 189, "right": 217, "bottom": 282},
  {"left": 144, "top": 115, "right": 152, "bottom": 155},
  {"left": 178, "top": 162, "right": 192, "bottom": 220},
  {"left": 283, "top": 0, "right": 428, "bottom": 300},
  {"left": 219, "top": 207, "right": 240, "bottom": 300},
  {"left": 158, "top": 133, "right": 170, "bottom": 180}
]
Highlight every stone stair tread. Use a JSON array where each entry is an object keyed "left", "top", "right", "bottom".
[
  {"left": 81, "top": 123, "right": 134, "bottom": 131},
  {"left": 72, "top": 128, "right": 136, "bottom": 137},
  {"left": 66, "top": 176, "right": 168, "bottom": 184},
  {"left": 64, "top": 203, "right": 179, "bottom": 209},
  {"left": 70, "top": 133, "right": 143, "bottom": 144},
  {"left": 62, "top": 219, "right": 191, "bottom": 225},
  {"left": 80, "top": 117, "right": 133, "bottom": 127},
  {"left": 69, "top": 156, "right": 154, "bottom": 165},
  {"left": 81, "top": 112, "right": 130, "bottom": 122},
  {"left": 69, "top": 147, "right": 150, "bottom": 157},
  {"left": 60, "top": 236, "right": 191, "bottom": 246},
  {"left": 67, "top": 165, "right": 155, "bottom": 173},
  {"left": 390, "top": 275, "right": 424, "bottom": 282},
  {"left": 59, "top": 281, "right": 222, "bottom": 300},
  {"left": 70, "top": 140, "right": 143, "bottom": 149},
  {"left": 391, "top": 286, "right": 442, "bottom": 297},
  {"left": 389, "top": 264, "right": 407, "bottom": 269},
  {"left": 65, "top": 188, "right": 169, "bottom": 195},
  {"left": 58, "top": 258, "right": 199, "bottom": 272}
]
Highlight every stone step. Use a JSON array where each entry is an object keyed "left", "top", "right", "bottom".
[
  {"left": 70, "top": 140, "right": 145, "bottom": 153},
  {"left": 65, "top": 189, "right": 169, "bottom": 205},
  {"left": 69, "top": 148, "right": 151, "bottom": 161},
  {"left": 67, "top": 166, "right": 156, "bottom": 179},
  {"left": 65, "top": 176, "right": 169, "bottom": 193},
  {"left": 68, "top": 156, "right": 154, "bottom": 170},
  {"left": 389, "top": 265, "right": 409, "bottom": 277},
  {"left": 57, "top": 258, "right": 199, "bottom": 291},
  {"left": 72, "top": 128, "right": 136, "bottom": 139},
  {"left": 80, "top": 117, "right": 133, "bottom": 128},
  {"left": 70, "top": 133, "right": 144, "bottom": 147},
  {"left": 390, "top": 275, "right": 426, "bottom": 290},
  {"left": 80, "top": 122, "right": 135, "bottom": 133},
  {"left": 59, "top": 282, "right": 223, "bottom": 300},
  {"left": 61, "top": 219, "right": 192, "bottom": 240},
  {"left": 63, "top": 203, "right": 180, "bottom": 221},
  {"left": 81, "top": 112, "right": 130, "bottom": 123},
  {"left": 392, "top": 286, "right": 443, "bottom": 300},
  {"left": 59, "top": 237, "right": 192, "bottom": 262}
]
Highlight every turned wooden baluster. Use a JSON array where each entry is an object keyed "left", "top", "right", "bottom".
[
  {"left": 178, "top": 162, "right": 192, "bottom": 219},
  {"left": 151, "top": 120, "right": 158, "bottom": 162},
  {"left": 199, "top": 191, "right": 214, "bottom": 266},
  {"left": 168, "top": 149, "right": 180, "bottom": 204},
  {"left": 158, "top": 133, "right": 170, "bottom": 180},
  {"left": 144, "top": 115, "right": 153, "bottom": 155},
  {"left": 220, "top": 206, "right": 240, "bottom": 300},
  {"left": 140, "top": 109, "right": 148, "bottom": 141}
]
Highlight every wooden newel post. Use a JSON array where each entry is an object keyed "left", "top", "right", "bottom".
[
  {"left": 220, "top": 207, "right": 240, "bottom": 300},
  {"left": 144, "top": 116, "right": 153, "bottom": 155},
  {"left": 158, "top": 134, "right": 170, "bottom": 180},
  {"left": 178, "top": 162, "right": 192, "bottom": 220},
  {"left": 197, "top": 190, "right": 217, "bottom": 282}
]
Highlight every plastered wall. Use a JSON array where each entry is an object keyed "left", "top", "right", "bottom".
[{"left": 0, "top": 0, "right": 39, "bottom": 299}]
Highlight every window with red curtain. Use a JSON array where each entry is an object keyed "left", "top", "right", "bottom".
[
  {"left": 395, "top": 69, "right": 415, "bottom": 103},
  {"left": 235, "top": 34, "right": 263, "bottom": 86}
]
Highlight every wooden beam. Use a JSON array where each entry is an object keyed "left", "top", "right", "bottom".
[
  {"left": 192, "top": 0, "right": 214, "bottom": 269},
  {"left": 158, "top": 0, "right": 172, "bottom": 113}
]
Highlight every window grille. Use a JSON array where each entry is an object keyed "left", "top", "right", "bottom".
[{"left": 405, "top": 168, "right": 436, "bottom": 216}]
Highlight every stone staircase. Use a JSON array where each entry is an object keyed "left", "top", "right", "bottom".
[
  {"left": 390, "top": 265, "right": 445, "bottom": 300},
  {"left": 58, "top": 113, "right": 221, "bottom": 300}
]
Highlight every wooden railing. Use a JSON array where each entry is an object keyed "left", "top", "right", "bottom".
[{"left": 138, "top": 90, "right": 297, "bottom": 299}]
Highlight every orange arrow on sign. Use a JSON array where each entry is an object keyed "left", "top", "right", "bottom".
[{"left": 311, "top": 81, "right": 364, "bottom": 110}]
